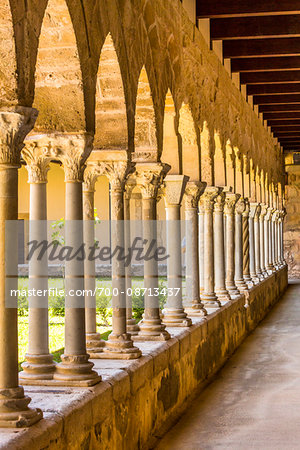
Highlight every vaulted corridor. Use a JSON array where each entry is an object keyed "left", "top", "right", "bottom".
[{"left": 155, "top": 282, "right": 300, "bottom": 450}]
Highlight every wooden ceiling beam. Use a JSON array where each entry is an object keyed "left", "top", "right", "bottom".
[
  {"left": 241, "top": 70, "right": 300, "bottom": 84},
  {"left": 264, "top": 112, "right": 300, "bottom": 119},
  {"left": 259, "top": 104, "right": 300, "bottom": 112},
  {"left": 196, "top": 1, "right": 300, "bottom": 18},
  {"left": 211, "top": 15, "right": 300, "bottom": 40},
  {"left": 231, "top": 56, "right": 300, "bottom": 72},
  {"left": 268, "top": 119, "right": 300, "bottom": 126},
  {"left": 224, "top": 37, "right": 300, "bottom": 58},
  {"left": 248, "top": 83, "right": 300, "bottom": 95},
  {"left": 253, "top": 94, "right": 300, "bottom": 104}
]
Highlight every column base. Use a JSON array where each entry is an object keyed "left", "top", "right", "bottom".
[
  {"left": 226, "top": 283, "right": 240, "bottom": 298},
  {"left": 201, "top": 293, "right": 221, "bottom": 308},
  {"left": 53, "top": 354, "right": 101, "bottom": 386},
  {"left": 250, "top": 273, "right": 260, "bottom": 284},
  {"left": 184, "top": 301, "right": 207, "bottom": 317},
  {"left": 127, "top": 318, "right": 140, "bottom": 336},
  {"left": 215, "top": 288, "right": 231, "bottom": 302},
  {"left": 235, "top": 279, "right": 249, "bottom": 291},
  {"left": 162, "top": 308, "right": 192, "bottom": 327},
  {"left": 98, "top": 333, "right": 141, "bottom": 359},
  {"left": 0, "top": 387, "right": 42, "bottom": 428},
  {"left": 20, "top": 354, "right": 56, "bottom": 382},
  {"left": 86, "top": 332, "right": 105, "bottom": 354},
  {"left": 132, "top": 318, "right": 170, "bottom": 341}
]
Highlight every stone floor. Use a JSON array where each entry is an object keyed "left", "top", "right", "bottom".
[{"left": 155, "top": 281, "right": 300, "bottom": 450}]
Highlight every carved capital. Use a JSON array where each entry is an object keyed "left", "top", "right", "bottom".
[
  {"left": 249, "top": 202, "right": 258, "bottom": 219},
  {"left": 214, "top": 191, "right": 226, "bottom": 213},
  {"left": 83, "top": 165, "right": 99, "bottom": 193},
  {"left": 0, "top": 108, "right": 38, "bottom": 166},
  {"left": 224, "top": 192, "right": 240, "bottom": 215},
  {"left": 41, "top": 133, "right": 93, "bottom": 182},
  {"left": 260, "top": 203, "right": 268, "bottom": 219},
  {"left": 236, "top": 198, "right": 247, "bottom": 215},
  {"left": 265, "top": 206, "right": 274, "bottom": 221},
  {"left": 200, "top": 186, "right": 221, "bottom": 212},
  {"left": 184, "top": 181, "right": 206, "bottom": 210},
  {"left": 254, "top": 203, "right": 262, "bottom": 220},
  {"left": 124, "top": 175, "right": 136, "bottom": 201},
  {"left": 135, "top": 163, "right": 170, "bottom": 199},
  {"left": 242, "top": 199, "right": 250, "bottom": 218},
  {"left": 22, "top": 139, "right": 52, "bottom": 183},
  {"left": 163, "top": 174, "right": 189, "bottom": 207}
]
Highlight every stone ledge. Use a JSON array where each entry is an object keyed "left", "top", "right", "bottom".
[{"left": 0, "top": 267, "right": 288, "bottom": 450}]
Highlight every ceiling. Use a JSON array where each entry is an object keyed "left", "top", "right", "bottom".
[{"left": 197, "top": 0, "right": 300, "bottom": 152}]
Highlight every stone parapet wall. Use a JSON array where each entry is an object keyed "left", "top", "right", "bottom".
[{"left": 1, "top": 267, "right": 287, "bottom": 450}]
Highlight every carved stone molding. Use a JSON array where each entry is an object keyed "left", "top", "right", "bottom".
[
  {"left": 200, "top": 186, "right": 221, "bottom": 212},
  {"left": 224, "top": 192, "right": 240, "bottom": 215},
  {"left": 135, "top": 163, "right": 170, "bottom": 199},
  {"left": 22, "top": 140, "right": 52, "bottom": 183},
  {"left": 0, "top": 108, "right": 38, "bottom": 166},
  {"left": 184, "top": 181, "right": 206, "bottom": 210},
  {"left": 163, "top": 174, "right": 189, "bottom": 207},
  {"left": 214, "top": 191, "right": 226, "bottom": 213},
  {"left": 38, "top": 133, "right": 93, "bottom": 182}
]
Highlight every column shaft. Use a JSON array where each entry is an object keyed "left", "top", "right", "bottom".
[
  {"left": 224, "top": 193, "right": 240, "bottom": 298},
  {"left": 214, "top": 192, "right": 230, "bottom": 301},
  {"left": 235, "top": 199, "right": 248, "bottom": 291}
]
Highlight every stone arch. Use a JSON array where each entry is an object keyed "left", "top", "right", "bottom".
[
  {"left": 200, "top": 121, "right": 213, "bottom": 185},
  {"left": 94, "top": 33, "right": 127, "bottom": 150},
  {"left": 225, "top": 139, "right": 235, "bottom": 189},
  {"left": 134, "top": 66, "right": 157, "bottom": 160},
  {"left": 0, "top": 1, "right": 18, "bottom": 107},
  {"left": 161, "top": 89, "right": 180, "bottom": 174},
  {"left": 179, "top": 103, "right": 200, "bottom": 181},
  {"left": 32, "top": 0, "right": 85, "bottom": 132},
  {"left": 214, "top": 131, "right": 226, "bottom": 187}
]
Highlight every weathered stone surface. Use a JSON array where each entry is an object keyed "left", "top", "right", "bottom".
[{"left": 0, "top": 268, "right": 287, "bottom": 450}]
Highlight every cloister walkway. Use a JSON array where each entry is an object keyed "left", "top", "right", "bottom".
[{"left": 155, "top": 282, "right": 300, "bottom": 450}]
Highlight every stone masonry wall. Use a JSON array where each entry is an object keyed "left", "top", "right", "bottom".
[
  {"left": 285, "top": 162, "right": 300, "bottom": 279},
  {"left": 1, "top": 268, "right": 288, "bottom": 450}
]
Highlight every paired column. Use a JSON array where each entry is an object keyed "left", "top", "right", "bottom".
[
  {"left": 200, "top": 187, "right": 221, "bottom": 308},
  {"left": 82, "top": 168, "right": 104, "bottom": 354},
  {"left": 235, "top": 198, "right": 249, "bottom": 292},
  {"left": 98, "top": 162, "right": 141, "bottom": 358},
  {"left": 20, "top": 142, "right": 55, "bottom": 382},
  {"left": 259, "top": 204, "right": 268, "bottom": 277},
  {"left": 214, "top": 191, "right": 230, "bottom": 301},
  {"left": 124, "top": 179, "right": 140, "bottom": 335},
  {"left": 0, "top": 108, "right": 42, "bottom": 427},
  {"left": 46, "top": 135, "right": 101, "bottom": 384},
  {"left": 133, "top": 163, "right": 170, "bottom": 341},
  {"left": 249, "top": 203, "right": 259, "bottom": 284},
  {"left": 224, "top": 193, "right": 240, "bottom": 298},
  {"left": 273, "top": 211, "right": 279, "bottom": 269},
  {"left": 184, "top": 181, "right": 207, "bottom": 316},
  {"left": 162, "top": 175, "right": 192, "bottom": 327},
  {"left": 266, "top": 207, "right": 275, "bottom": 273},
  {"left": 254, "top": 204, "right": 264, "bottom": 281},
  {"left": 242, "top": 201, "right": 252, "bottom": 286}
]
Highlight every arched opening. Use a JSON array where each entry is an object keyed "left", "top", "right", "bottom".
[
  {"left": 94, "top": 33, "right": 127, "bottom": 150},
  {"left": 33, "top": 0, "right": 85, "bottom": 132},
  {"left": 179, "top": 103, "right": 199, "bottom": 181},
  {"left": 134, "top": 66, "right": 157, "bottom": 160},
  {"left": 0, "top": 0, "right": 17, "bottom": 106},
  {"left": 161, "top": 89, "right": 179, "bottom": 174}
]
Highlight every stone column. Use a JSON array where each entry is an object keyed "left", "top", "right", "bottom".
[
  {"left": 254, "top": 204, "right": 264, "bottom": 281},
  {"left": 266, "top": 207, "right": 275, "bottom": 273},
  {"left": 133, "top": 163, "right": 170, "bottom": 341},
  {"left": 198, "top": 201, "right": 205, "bottom": 295},
  {"left": 260, "top": 204, "right": 268, "bottom": 277},
  {"left": 249, "top": 203, "right": 259, "bottom": 284},
  {"left": 162, "top": 175, "right": 191, "bottom": 327},
  {"left": 200, "top": 187, "right": 221, "bottom": 308},
  {"left": 273, "top": 211, "right": 279, "bottom": 269},
  {"left": 82, "top": 167, "right": 104, "bottom": 354},
  {"left": 224, "top": 193, "right": 240, "bottom": 298},
  {"left": 214, "top": 191, "right": 230, "bottom": 301},
  {"left": 124, "top": 179, "right": 139, "bottom": 335},
  {"left": 20, "top": 142, "right": 56, "bottom": 382},
  {"left": 0, "top": 108, "right": 43, "bottom": 427},
  {"left": 242, "top": 200, "right": 252, "bottom": 286},
  {"left": 184, "top": 181, "right": 207, "bottom": 316},
  {"left": 235, "top": 198, "right": 249, "bottom": 292},
  {"left": 97, "top": 162, "right": 141, "bottom": 358},
  {"left": 43, "top": 135, "right": 101, "bottom": 384}
]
